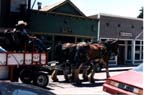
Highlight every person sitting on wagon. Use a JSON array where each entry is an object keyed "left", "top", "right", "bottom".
[{"left": 14, "top": 20, "right": 47, "bottom": 52}]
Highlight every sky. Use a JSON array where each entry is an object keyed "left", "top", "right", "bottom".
[{"left": 31, "top": 0, "right": 143, "bottom": 18}]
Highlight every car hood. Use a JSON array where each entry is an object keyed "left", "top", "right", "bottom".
[
  {"left": 0, "top": 82, "right": 56, "bottom": 95},
  {"left": 109, "top": 71, "right": 143, "bottom": 89}
]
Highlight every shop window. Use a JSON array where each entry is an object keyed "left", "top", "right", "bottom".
[
  {"left": 127, "top": 46, "right": 132, "bottom": 60},
  {"left": 136, "top": 41, "right": 140, "bottom": 44},
  {"left": 135, "top": 46, "right": 140, "bottom": 60},
  {"left": 141, "top": 46, "right": 143, "bottom": 59},
  {"left": 127, "top": 41, "right": 132, "bottom": 45},
  {"left": 118, "top": 41, "right": 124, "bottom": 44},
  {"left": 106, "top": 23, "right": 110, "bottom": 27}
]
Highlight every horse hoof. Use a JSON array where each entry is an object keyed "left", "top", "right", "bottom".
[
  {"left": 65, "top": 79, "right": 70, "bottom": 83},
  {"left": 83, "top": 76, "right": 89, "bottom": 81},
  {"left": 52, "top": 78, "right": 59, "bottom": 82},
  {"left": 83, "top": 77, "right": 89, "bottom": 81},
  {"left": 76, "top": 80, "right": 81, "bottom": 84},
  {"left": 90, "top": 80, "right": 95, "bottom": 83}
]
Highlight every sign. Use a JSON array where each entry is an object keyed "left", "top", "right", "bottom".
[{"left": 120, "top": 32, "right": 132, "bottom": 37}]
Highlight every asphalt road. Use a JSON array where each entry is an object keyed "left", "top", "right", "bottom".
[
  {"left": 0, "top": 66, "right": 133, "bottom": 95},
  {"left": 47, "top": 70, "right": 128, "bottom": 95}
]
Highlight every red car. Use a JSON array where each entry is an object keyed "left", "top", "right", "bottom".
[{"left": 103, "top": 64, "right": 143, "bottom": 95}]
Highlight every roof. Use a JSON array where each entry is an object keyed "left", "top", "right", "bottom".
[
  {"left": 89, "top": 13, "right": 143, "bottom": 21},
  {"left": 40, "top": 0, "right": 66, "bottom": 12},
  {"left": 40, "top": 0, "right": 85, "bottom": 16}
]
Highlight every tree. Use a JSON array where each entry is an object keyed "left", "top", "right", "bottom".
[{"left": 137, "top": 7, "right": 143, "bottom": 18}]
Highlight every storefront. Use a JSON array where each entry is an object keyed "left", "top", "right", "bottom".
[
  {"left": 29, "top": 0, "right": 98, "bottom": 60},
  {"left": 91, "top": 13, "right": 143, "bottom": 66}
]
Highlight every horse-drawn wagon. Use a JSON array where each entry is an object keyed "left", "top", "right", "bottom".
[{"left": 0, "top": 51, "right": 50, "bottom": 87}]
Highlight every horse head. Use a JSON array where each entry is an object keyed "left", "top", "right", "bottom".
[{"left": 104, "top": 40, "right": 119, "bottom": 55}]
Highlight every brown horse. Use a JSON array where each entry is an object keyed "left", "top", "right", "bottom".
[
  {"left": 84, "top": 40, "right": 119, "bottom": 83},
  {"left": 51, "top": 42, "right": 89, "bottom": 83},
  {"left": 51, "top": 42, "right": 77, "bottom": 82},
  {"left": 72, "top": 40, "right": 119, "bottom": 84}
]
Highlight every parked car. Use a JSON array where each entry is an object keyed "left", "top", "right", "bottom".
[
  {"left": 103, "top": 64, "right": 143, "bottom": 95},
  {"left": 0, "top": 81, "right": 56, "bottom": 95}
]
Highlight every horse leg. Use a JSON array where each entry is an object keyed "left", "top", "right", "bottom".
[
  {"left": 63, "top": 63, "right": 71, "bottom": 82},
  {"left": 63, "top": 71, "right": 69, "bottom": 82},
  {"left": 82, "top": 66, "right": 90, "bottom": 81},
  {"left": 89, "top": 69, "right": 95, "bottom": 83},
  {"left": 72, "top": 64, "right": 82, "bottom": 84},
  {"left": 89, "top": 61, "right": 98, "bottom": 83},
  {"left": 102, "top": 58, "right": 110, "bottom": 78},
  {"left": 51, "top": 69, "right": 59, "bottom": 82},
  {"left": 73, "top": 69, "right": 81, "bottom": 84},
  {"left": 105, "top": 62, "right": 110, "bottom": 78}
]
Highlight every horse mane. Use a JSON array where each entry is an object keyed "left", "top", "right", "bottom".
[
  {"left": 77, "top": 42, "right": 87, "bottom": 47},
  {"left": 62, "top": 43, "right": 76, "bottom": 49}
]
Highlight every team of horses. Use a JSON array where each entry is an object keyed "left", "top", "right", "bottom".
[
  {"left": 51, "top": 40, "right": 119, "bottom": 84},
  {"left": 1, "top": 29, "right": 119, "bottom": 84}
]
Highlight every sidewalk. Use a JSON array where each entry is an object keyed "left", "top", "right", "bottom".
[{"left": 102, "top": 65, "right": 135, "bottom": 72}]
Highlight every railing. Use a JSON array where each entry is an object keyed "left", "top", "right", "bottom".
[{"left": 0, "top": 52, "right": 48, "bottom": 66}]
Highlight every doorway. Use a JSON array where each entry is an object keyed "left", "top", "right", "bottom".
[{"left": 117, "top": 45, "right": 125, "bottom": 65}]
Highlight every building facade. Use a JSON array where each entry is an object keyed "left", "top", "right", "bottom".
[
  {"left": 29, "top": 0, "right": 98, "bottom": 46},
  {"left": 90, "top": 13, "right": 143, "bottom": 65},
  {"left": 0, "top": 0, "right": 143, "bottom": 65}
]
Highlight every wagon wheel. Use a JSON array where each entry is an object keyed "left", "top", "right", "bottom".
[
  {"left": 19, "top": 69, "right": 32, "bottom": 84},
  {"left": 33, "top": 72, "right": 49, "bottom": 87}
]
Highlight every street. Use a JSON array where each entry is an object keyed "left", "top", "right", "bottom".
[
  {"left": 0, "top": 66, "right": 133, "bottom": 95},
  {"left": 46, "top": 67, "right": 132, "bottom": 95}
]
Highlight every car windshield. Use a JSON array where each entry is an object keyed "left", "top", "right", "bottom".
[{"left": 133, "top": 64, "right": 143, "bottom": 72}]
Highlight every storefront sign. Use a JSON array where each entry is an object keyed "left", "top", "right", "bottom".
[{"left": 120, "top": 32, "right": 132, "bottom": 37}]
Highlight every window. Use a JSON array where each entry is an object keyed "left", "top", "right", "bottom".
[
  {"left": 131, "top": 25, "right": 134, "bottom": 29},
  {"left": 91, "top": 25, "right": 97, "bottom": 32},
  {"left": 128, "top": 41, "right": 132, "bottom": 45},
  {"left": 127, "top": 46, "right": 132, "bottom": 60},
  {"left": 141, "top": 46, "right": 143, "bottom": 59},
  {"left": 118, "top": 41, "right": 124, "bottom": 44},
  {"left": 106, "top": 23, "right": 110, "bottom": 26},
  {"left": 135, "top": 46, "right": 140, "bottom": 60},
  {"left": 10, "top": 0, "right": 28, "bottom": 12},
  {"left": 118, "top": 24, "right": 121, "bottom": 27},
  {"left": 141, "top": 26, "right": 143, "bottom": 30},
  {"left": 136, "top": 41, "right": 140, "bottom": 44}
]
